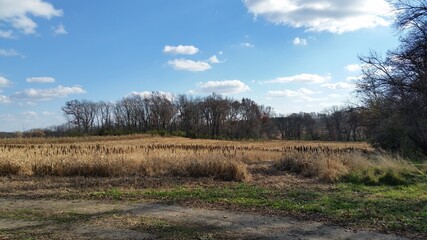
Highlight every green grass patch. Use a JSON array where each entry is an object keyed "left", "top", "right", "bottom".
[
  {"left": 138, "top": 181, "right": 427, "bottom": 235},
  {"left": 343, "top": 167, "right": 424, "bottom": 186}
]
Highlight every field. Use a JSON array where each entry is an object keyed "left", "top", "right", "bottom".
[{"left": 0, "top": 135, "right": 426, "bottom": 239}]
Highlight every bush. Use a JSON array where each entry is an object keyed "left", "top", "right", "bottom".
[{"left": 0, "top": 160, "right": 21, "bottom": 176}]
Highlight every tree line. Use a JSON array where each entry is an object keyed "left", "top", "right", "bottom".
[{"left": 58, "top": 92, "right": 368, "bottom": 142}]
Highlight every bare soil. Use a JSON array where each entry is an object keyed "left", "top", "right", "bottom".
[{"left": 0, "top": 197, "right": 407, "bottom": 240}]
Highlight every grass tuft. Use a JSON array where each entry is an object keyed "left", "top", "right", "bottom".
[
  {"left": 276, "top": 152, "right": 349, "bottom": 182},
  {"left": 277, "top": 152, "right": 423, "bottom": 185}
]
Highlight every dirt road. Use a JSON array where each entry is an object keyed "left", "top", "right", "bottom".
[{"left": 0, "top": 198, "right": 406, "bottom": 240}]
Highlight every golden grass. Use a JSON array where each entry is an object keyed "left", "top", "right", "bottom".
[
  {"left": 276, "top": 151, "right": 423, "bottom": 182},
  {"left": 0, "top": 134, "right": 390, "bottom": 182}
]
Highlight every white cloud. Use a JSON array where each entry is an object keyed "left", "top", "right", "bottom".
[
  {"left": 26, "top": 77, "right": 55, "bottom": 83},
  {"left": 267, "top": 88, "right": 325, "bottom": 102},
  {"left": 268, "top": 88, "right": 316, "bottom": 97},
  {"left": 240, "top": 42, "right": 254, "bottom": 48},
  {"left": 0, "top": 48, "right": 21, "bottom": 57},
  {"left": 0, "top": 0, "right": 63, "bottom": 35},
  {"left": 11, "top": 85, "right": 86, "bottom": 100},
  {"left": 262, "top": 73, "right": 331, "bottom": 84},
  {"left": 293, "top": 37, "right": 307, "bottom": 46},
  {"left": 208, "top": 55, "right": 221, "bottom": 64},
  {"left": 0, "top": 95, "right": 10, "bottom": 103},
  {"left": 321, "top": 81, "right": 355, "bottom": 90},
  {"left": 53, "top": 24, "right": 67, "bottom": 35},
  {"left": 197, "top": 80, "right": 250, "bottom": 94},
  {"left": 168, "top": 59, "right": 211, "bottom": 72},
  {"left": 244, "top": 0, "right": 394, "bottom": 33},
  {"left": 128, "top": 91, "right": 174, "bottom": 101},
  {"left": 345, "top": 64, "right": 361, "bottom": 72},
  {"left": 163, "top": 45, "right": 199, "bottom": 55},
  {"left": 0, "top": 30, "right": 13, "bottom": 38},
  {"left": 0, "top": 76, "right": 11, "bottom": 87}
]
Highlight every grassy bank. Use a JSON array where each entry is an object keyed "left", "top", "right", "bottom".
[{"left": 91, "top": 180, "right": 426, "bottom": 238}]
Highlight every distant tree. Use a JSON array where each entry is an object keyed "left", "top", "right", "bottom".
[{"left": 62, "top": 99, "right": 98, "bottom": 134}]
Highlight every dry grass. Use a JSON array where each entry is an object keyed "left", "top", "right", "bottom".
[
  {"left": 276, "top": 151, "right": 423, "bottom": 183},
  {"left": 276, "top": 152, "right": 350, "bottom": 182},
  {"left": 0, "top": 134, "right": 405, "bottom": 183}
]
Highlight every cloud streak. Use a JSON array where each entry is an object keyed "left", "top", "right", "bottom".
[
  {"left": 262, "top": 73, "right": 331, "bottom": 84},
  {"left": 0, "top": 48, "right": 22, "bottom": 57},
  {"left": 197, "top": 80, "right": 250, "bottom": 94},
  {"left": 26, "top": 77, "right": 55, "bottom": 83},
  {"left": 11, "top": 85, "right": 86, "bottom": 101},
  {"left": 321, "top": 81, "right": 355, "bottom": 90},
  {"left": 267, "top": 88, "right": 325, "bottom": 102},
  {"left": 244, "top": 0, "right": 394, "bottom": 33}
]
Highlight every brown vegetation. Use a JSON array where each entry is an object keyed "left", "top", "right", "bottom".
[{"left": 0, "top": 135, "right": 378, "bottom": 182}]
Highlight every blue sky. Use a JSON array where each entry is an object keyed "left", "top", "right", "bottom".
[{"left": 0, "top": 0, "right": 399, "bottom": 132}]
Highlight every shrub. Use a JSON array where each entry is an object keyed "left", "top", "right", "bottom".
[{"left": 0, "top": 160, "right": 21, "bottom": 176}]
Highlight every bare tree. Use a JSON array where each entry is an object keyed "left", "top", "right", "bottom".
[{"left": 358, "top": 0, "right": 427, "bottom": 154}]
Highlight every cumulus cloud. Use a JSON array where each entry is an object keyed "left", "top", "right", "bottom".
[
  {"left": 0, "top": 48, "right": 21, "bottom": 57},
  {"left": 197, "top": 80, "right": 250, "bottom": 94},
  {"left": 321, "top": 81, "right": 355, "bottom": 89},
  {"left": 53, "top": 24, "right": 67, "bottom": 35},
  {"left": 0, "top": 76, "right": 11, "bottom": 87},
  {"left": 128, "top": 91, "right": 174, "bottom": 101},
  {"left": 11, "top": 85, "right": 86, "bottom": 100},
  {"left": 26, "top": 77, "right": 55, "bottom": 83},
  {"left": 240, "top": 42, "right": 254, "bottom": 48},
  {"left": 244, "top": 0, "right": 394, "bottom": 33},
  {"left": 168, "top": 59, "right": 211, "bottom": 72},
  {"left": 262, "top": 73, "right": 331, "bottom": 84},
  {"left": 163, "top": 45, "right": 199, "bottom": 55},
  {"left": 345, "top": 64, "right": 362, "bottom": 72},
  {"left": 293, "top": 37, "right": 307, "bottom": 46},
  {"left": 0, "top": 0, "right": 63, "bottom": 35}
]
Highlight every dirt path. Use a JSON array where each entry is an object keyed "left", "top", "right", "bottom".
[{"left": 0, "top": 198, "right": 406, "bottom": 240}]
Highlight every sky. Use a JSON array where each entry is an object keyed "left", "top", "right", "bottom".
[{"left": 0, "top": 0, "right": 399, "bottom": 132}]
